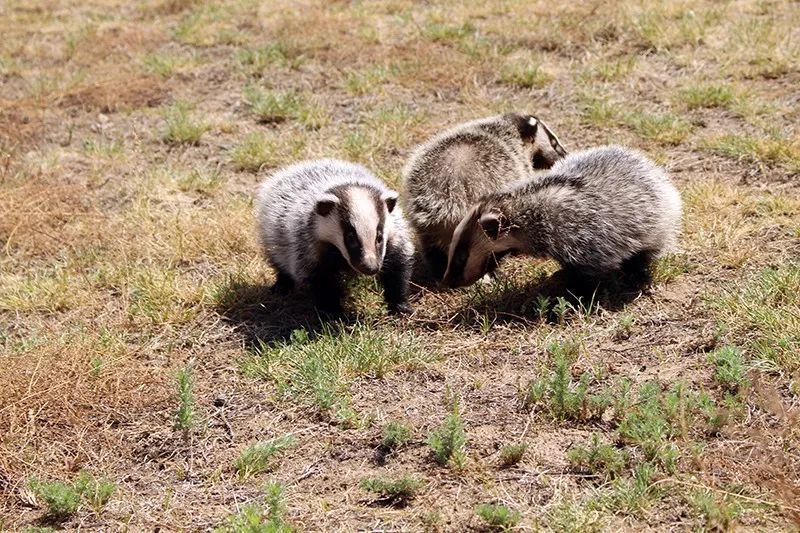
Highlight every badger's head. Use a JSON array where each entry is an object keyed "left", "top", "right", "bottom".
[
  {"left": 314, "top": 185, "right": 397, "bottom": 276},
  {"left": 507, "top": 113, "right": 567, "bottom": 170},
  {"left": 442, "top": 200, "right": 523, "bottom": 288}
]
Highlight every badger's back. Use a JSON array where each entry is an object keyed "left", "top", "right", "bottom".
[
  {"left": 527, "top": 145, "right": 682, "bottom": 272},
  {"left": 256, "top": 159, "right": 393, "bottom": 281},
  {"left": 403, "top": 117, "right": 529, "bottom": 248}
]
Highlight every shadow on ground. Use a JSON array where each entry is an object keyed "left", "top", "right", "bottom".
[{"left": 215, "top": 276, "right": 358, "bottom": 349}]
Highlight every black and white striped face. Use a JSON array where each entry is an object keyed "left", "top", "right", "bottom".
[
  {"left": 442, "top": 202, "right": 520, "bottom": 288},
  {"left": 509, "top": 113, "right": 568, "bottom": 170},
  {"left": 314, "top": 185, "right": 397, "bottom": 276}
]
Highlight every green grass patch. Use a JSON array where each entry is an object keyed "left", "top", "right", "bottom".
[
  {"left": 215, "top": 482, "right": 292, "bottom": 532},
  {"left": 235, "top": 436, "right": 295, "bottom": 479},
  {"left": 521, "top": 339, "right": 611, "bottom": 421},
  {"left": 707, "top": 346, "right": 749, "bottom": 392},
  {"left": 428, "top": 401, "right": 467, "bottom": 469},
  {"left": 361, "top": 476, "right": 423, "bottom": 505},
  {"left": 28, "top": 471, "right": 116, "bottom": 520},
  {"left": 242, "top": 324, "right": 430, "bottom": 423},
  {"left": 500, "top": 61, "right": 552, "bottom": 89},
  {"left": 475, "top": 503, "right": 521, "bottom": 531},
  {"left": 624, "top": 111, "right": 693, "bottom": 145},
  {"left": 381, "top": 421, "right": 412, "bottom": 451},
  {"left": 163, "top": 102, "right": 209, "bottom": 145},
  {"left": 174, "top": 365, "right": 195, "bottom": 437},
  {"left": 498, "top": 443, "right": 527, "bottom": 467},
  {"left": 678, "top": 83, "right": 735, "bottom": 110},
  {"left": 709, "top": 264, "right": 800, "bottom": 371},
  {"left": 704, "top": 133, "right": 800, "bottom": 175},
  {"left": 243, "top": 87, "right": 303, "bottom": 123},
  {"left": 567, "top": 434, "right": 627, "bottom": 480}
]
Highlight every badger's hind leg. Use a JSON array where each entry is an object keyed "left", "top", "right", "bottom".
[
  {"left": 381, "top": 241, "right": 413, "bottom": 315},
  {"left": 271, "top": 269, "right": 295, "bottom": 295}
]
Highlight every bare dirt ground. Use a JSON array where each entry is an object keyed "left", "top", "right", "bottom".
[{"left": 1, "top": 0, "right": 799, "bottom": 531}]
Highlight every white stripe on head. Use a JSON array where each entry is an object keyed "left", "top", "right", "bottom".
[{"left": 346, "top": 187, "right": 384, "bottom": 267}]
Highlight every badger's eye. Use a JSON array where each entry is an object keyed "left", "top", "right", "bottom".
[
  {"left": 376, "top": 228, "right": 383, "bottom": 243},
  {"left": 345, "top": 229, "right": 359, "bottom": 247}
]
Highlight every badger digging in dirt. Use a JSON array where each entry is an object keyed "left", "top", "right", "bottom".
[
  {"left": 402, "top": 113, "right": 567, "bottom": 281},
  {"left": 256, "top": 159, "right": 415, "bottom": 315},
  {"left": 441, "top": 145, "right": 683, "bottom": 291}
]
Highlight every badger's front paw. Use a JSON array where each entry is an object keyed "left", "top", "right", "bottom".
[{"left": 387, "top": 302, "right": 412, "bottom": 316}]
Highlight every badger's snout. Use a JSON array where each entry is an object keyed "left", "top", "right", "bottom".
[{"left": 354, "top": 255, "right": 380, "bottom": 276}]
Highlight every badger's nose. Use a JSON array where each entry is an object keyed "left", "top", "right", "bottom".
[{"left": 355, "top": 258, "right": 380, "bottom": 276}]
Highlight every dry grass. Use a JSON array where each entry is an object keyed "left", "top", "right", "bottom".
[{"left": 1, "top": 0, "right": 799, "bottom": 530}]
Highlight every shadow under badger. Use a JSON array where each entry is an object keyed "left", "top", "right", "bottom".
[
  {"left": 256, "top": 159, "right": 415, "bottom": 315},
  {"left": 442, "top": 145, "right": 682, "bottom": 292}
]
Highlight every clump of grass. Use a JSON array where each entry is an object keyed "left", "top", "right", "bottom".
[
  {"left": 498, "top": 443, "right": 527, "bottom": 467},
  {"left": 679, "top": 83, "right": 735, "bottom": 110},
  {"left": 522, "top": 340, "right": 610, "bottom": 421},
  {"left": 616, "top": 382, "right": 681, "bottom": 471},
  {"left": 709, "top": 264, "right": 799, "bottom": 371},
  {"left": 475, "top": 503, "right": 521, "bottom": 531},
  {"left": 242, "top": 325, "right": 429, "bottom": 423},
  {"left": 579, "top": 95, "right": 622, "bottom": 126},
  {"left": 28, "top": 471, "right": 116, "bottom": 520},
  {"left": 215, "top": 482, "right": 292, "bottom": 532},
  {"left": 428, "top": 401, "right": 466, "bottom": 469},
  {"left": 361, "top": 476, "right": 423, "bottom": 505},
  {"left": 687, "top": 489, "right": 743, "bottom": 531},
  {"left": 243, "top": 86, "right": 302, "bottom": 123},
  {"left": 614, "top": 313, "right": 635, "bottom": 340},
  {"left": 27, "top": 479, "right": 81, "bottom": 520},
  {"left": 237, "top": 43, "right": 300, "bottom": 75},
  {"left": 596, "top": 463, "right": 660, "bottom": 517},
  {"left": 567, "top": 434, "right": 627, "bottom": 480},
  {"left": 231, "top": 132, "right": 273, "bottom": 172},
  {"left": 500, "top": 62, "right": 552, "bottom": 89},
  {"left": 163, "top": 102, "right": 209, "bottom": 145},
  {"left": 176, "top": 166, "right": 224, "bottom": 194},
  {"left": 343, "top": 65, "right": 396, "bottom": 96},
  {"left": 704, "top": 133, "right": 800, "bottom": 175},
  {"left": 174, "top": 365, "right": 195, "bottom": 437},
  {"left": 624, "top": 111, "right": 693, "bottom": 145},
  {"left": 235, "top": 435, "right": 295, "bottom": 479},
  {"left": 381, "top": 421, "right": 412, "bottom": 451},
  {"left": 583, "top": 56, "right": 637, "bottom": 81},
  {"left": 651, "top": 254, "right": 690, "bottom": 284},
  {"left": 73, "top": 471, "right": 116, "bottom": 514},
  {"left": 707, "top": 346, "right": 749, "bottom": 392}
]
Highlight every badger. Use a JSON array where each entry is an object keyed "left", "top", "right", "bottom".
[
  {"left": 256, "top": 159, "right": 415, "bottom": 315},
  {"left": 402, "top": 113, "right": 567, "bottom": 280},
  {"left": 441, "top": 145, "right": 682, "bottom": 290}
]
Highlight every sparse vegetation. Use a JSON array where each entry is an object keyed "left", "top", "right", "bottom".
[
  {"left": 216, "top": 482, "right": 292, "bottom": 532},
  {"left": 498, "top": 443, "right": 527, "bottom": 467},
  {"left": 163, "top": 102, "right": 209, "bottom": 145},
  {"left": 428, "top": 402, "right": 467, "bottom": 469},
  {"left": 174, "top": 365, "right": 195, "bottom": 436},
  {"left": 361, "top": 476, "right": 423, "bottom": 504},
  {"left": 381, "top": 421, "right": 412, "bottom": 451},
  {"left": 235, "top": 436, "right": 295, "bottom": 479},
  {"left": 2, "top": 0, "right": 798, "bottom": 530},
  {"left": 475, "top": 503, "right": 521, "bottom": 531}
]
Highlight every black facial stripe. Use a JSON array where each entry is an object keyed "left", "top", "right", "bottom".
[
  {"left": 449, "top": 234, "right": 473, "bottom": 282},
  {"left": 340, "top": 218, "right": 363, "bottom": 262}
]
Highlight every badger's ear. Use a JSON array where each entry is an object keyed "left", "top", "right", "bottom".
[
  {"left": 383, "top": 191, "right": 399, "bottom": 213},
  {"left": 507, "top": 113, "right": 539, "bottom": 141},
  {"left": 316, "top": 194, "right": 339, "bottom": 216},
  {"left": 479, "top": 212, "right": 507, "bottom": 240}
]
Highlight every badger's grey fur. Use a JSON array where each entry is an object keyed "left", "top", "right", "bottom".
[
  {"left": 442, "top": 145, "right": 682, "bottom": 289},
  {"left": 256, "top": 159, "right": 415, "bottom": 314},
  {"left": 402, "top": 113, "right": 567, "bottom": 280}
]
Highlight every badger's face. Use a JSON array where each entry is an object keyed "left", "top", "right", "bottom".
[
  {"left": 442, "top": 202, "right": 519, "bottom": 288},
  {"left": 314, "top": 185, "right": 397, "bottom": 276},
  {"left": 513, "top": 114, "right": 568, "bottom": 170}
]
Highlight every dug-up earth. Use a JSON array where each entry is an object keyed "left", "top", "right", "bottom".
[{"left": 1, "top": 0, "right": 799, "bottom": 531}]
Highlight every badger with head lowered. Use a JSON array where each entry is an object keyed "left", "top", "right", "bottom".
[
  {"left": 403, "top": 113, "right": 567, "bottom": 281},
  {"left": 442, "top": 145, "right": 682, "bottom": 290},
  {"left": 256, "top": 159, "right": 414, "bottom": 315}
]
